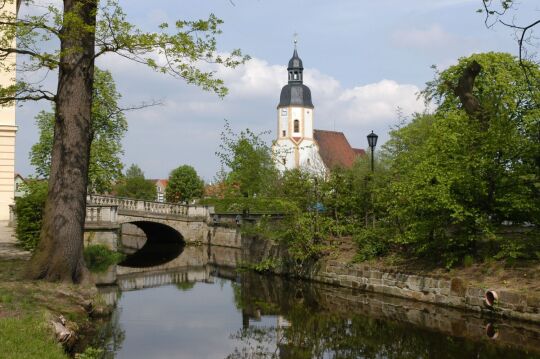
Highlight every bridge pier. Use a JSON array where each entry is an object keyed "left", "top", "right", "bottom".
[
  {"left": 84, "top": 204, "right": 120, "bottom": 250},
  {"left": 84, "top": 223, "right": 120, "bottom": 251}
]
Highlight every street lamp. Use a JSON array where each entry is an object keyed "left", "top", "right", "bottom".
[{"left": 367, "top": 131, "right": 378, "bottom": 172}]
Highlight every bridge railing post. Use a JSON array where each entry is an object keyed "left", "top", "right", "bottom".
[{"left": 136, "top": 200, "right": 145, "bottom": 211}]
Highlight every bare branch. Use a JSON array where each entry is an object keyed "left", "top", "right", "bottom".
[
  {"left": 499, "top": 18, "right": 540, "bottom": 62},
  {"left": 118, "top": 99, "right": 162, "bottom": 112},
  {"left": 0, "top": 88, "right": 56, "bottom": 104},
  {"left": 480, "top": 0, "right": 540, "bottom": 65}
]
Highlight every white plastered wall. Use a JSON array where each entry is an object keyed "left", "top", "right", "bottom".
[{"left": 0, "top": 1, "right": 17, "bottom": 220}]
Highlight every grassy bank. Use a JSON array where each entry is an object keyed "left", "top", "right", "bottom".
[
  {"left": 0, "top": 260, "right": 108, "bottom": 358},
  {"left": 0, "top": 315, "right": 66, "bottom": 359}
]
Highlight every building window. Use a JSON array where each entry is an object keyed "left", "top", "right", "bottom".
[
  {"left": 281, "top": 109, "right": 287, "bottom": 116},
  {"left": 282, "top": 158, "right": 286, "bottom": 165},
  {"left": 307, "top": 159, "right": 311, "bottom": 165},
  {"left": 282, "top": 130, "right": 286, "bottom": 137},
  {"left": 294, "top": 119, "right": 300, "bottom": 133},
  {"left": 294, "top": 72, "right": 298, "bottom": 80}
]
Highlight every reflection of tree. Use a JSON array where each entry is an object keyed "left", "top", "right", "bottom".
[
  {"left": 175, "top": 281, "right": 196, "bottom": 292},
  {"left": 227, "top": 326, "right": 279, "bottom": 359},
  {"left": 94, "top": 308, "right": 126, "bottom": 358}
]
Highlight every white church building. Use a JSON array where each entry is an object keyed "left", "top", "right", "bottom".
[{"left": 272, "top": 47, "right": 365, "bottom": 175}]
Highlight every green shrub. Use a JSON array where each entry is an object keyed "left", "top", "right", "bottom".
[
  {"left": 14, "top": 181, "right": 48, "bottom": 251},
  {"left": 201, "top": 197, "right": 297, "bottom": 214},
  {"left": 353, "top": 227, "right": 390, "bottom": 262},
  {"left": 83, "top": 245, "right": 124, "bottom": 273},
  {"left": 463, "top": 255, "right": 474, "bottom": 267},
  {"left": 494, "top": 231, "right": 540, "bottom": 263}
]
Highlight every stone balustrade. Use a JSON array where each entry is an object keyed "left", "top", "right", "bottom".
[
  {"left": 87, "top": 195, "right": 212, "bottom": 219},
  {"left": 86, "top": 205, "right": 118, "bottom": 223}
]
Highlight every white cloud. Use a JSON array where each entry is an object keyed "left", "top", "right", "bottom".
[
  {"left": 17, "top": 52, "right": 425, "bottom": 180},
  {"left": 336, "top": 80, "right": 422, "bottom": 123}
]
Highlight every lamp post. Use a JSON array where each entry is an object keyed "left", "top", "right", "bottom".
[{"left": 367, "top": 131, "right": 378, "bottom": 172}]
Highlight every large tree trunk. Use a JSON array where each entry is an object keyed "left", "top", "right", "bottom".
[{"left": 26, "top": 0, "right": 97, "bottom": 283}]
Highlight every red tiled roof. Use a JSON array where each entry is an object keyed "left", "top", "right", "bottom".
[
  {"left": 314, "top": 129, "right": 364, "bottom": 169},
  {"left": 150, "top": 179, "right": 169, "bottom": 187},
  {"left": 352, "top": 148, "right": 366, "bottom": 156}
]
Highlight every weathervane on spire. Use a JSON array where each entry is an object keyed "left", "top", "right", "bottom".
[{"left": 293, "top": 32, "right": 298, "bottom": 49}]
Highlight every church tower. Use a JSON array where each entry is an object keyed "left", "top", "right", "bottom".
[{"left": 273, "top": 45, "right": 323, "bottom": 173}]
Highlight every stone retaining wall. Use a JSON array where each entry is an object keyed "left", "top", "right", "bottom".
[{"left": 311, "top": 260, "right": 540, "bottom": 323}]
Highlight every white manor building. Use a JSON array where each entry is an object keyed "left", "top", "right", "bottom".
[
  {"left": 272, "top": 48, "right": 365, "bottom": 175},
  {"left": 0, "top": 1, "right": 19, "bottom": 220}
]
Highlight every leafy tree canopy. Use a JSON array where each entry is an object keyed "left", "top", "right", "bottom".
[
  {"left": 114, "top": 164, "right": 156, "bottom": 201},
  {"left": 377, "top": 52, "right": 540, "bottom": 265},
  {"left": 216, "top": 120, "right": 278, "bottom": 198},
  {"left": 29, "top": 68, "right": 127, "bottom": 194},
  {"left": 166, "top": 165, "right": 204, "bottom": 203}
]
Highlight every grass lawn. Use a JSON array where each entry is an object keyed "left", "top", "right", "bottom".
[
  {"left": 0, "top": 315, "right": 67, "bottom": 359},
  {"left": 0, "top": 260, "right": 106, "bottom": 358}
]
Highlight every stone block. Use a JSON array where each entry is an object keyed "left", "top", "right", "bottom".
[
  {"left": 348, "top": 268, "right": 358, "bottom": 276},
  {"left": 406, "top": 275, "right": 425, "bottom": 291},
  {"left": 466, "top": 296, "right": 484, "bottom": 307},
  {"left": 450, "top": 278, "right": 466, "bottom": 297},
  {"left": 446, "top": 296, "right": 464, "bottom": 306},
  {"left": 424, "top": 277, "right": 437, "bottom": 290},
  {"left": 499, "top": 291, "right": 525, "bottom": 306},
  {"left": 466, "top": 287, "right": 484, "bottom": 298},
  {"left": 526, "top": 295, "right": 540, "bottom": 308}
]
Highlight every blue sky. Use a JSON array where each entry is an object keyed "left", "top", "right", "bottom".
[{"left": 15, "top": 0, "right": 535, "bottom": 181}]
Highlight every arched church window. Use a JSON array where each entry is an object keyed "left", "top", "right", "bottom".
[
  {"left": 294, "top": 72, "right": 298, "bottom": 80},
  {"left": 282, "top": 130, "right": 286, "bottom": 137},
  {"left": 294, "top": 119, "right": 300, "bottom": 133}
]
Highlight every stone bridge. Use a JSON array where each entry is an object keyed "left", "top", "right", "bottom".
[{"left": 84, "top": 195, "right": 240, "bottom": 252}]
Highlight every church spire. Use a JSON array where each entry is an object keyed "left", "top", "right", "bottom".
[
  {"left": 287, "top": 44, "right": 304, "bottom": 83},
  {"left": 278, "top": 42, "right": 313, "bottom": 109}
]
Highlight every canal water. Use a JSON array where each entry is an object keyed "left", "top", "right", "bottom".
[{"left": 94, "top": 245, "right": 540, "bottom": 359}]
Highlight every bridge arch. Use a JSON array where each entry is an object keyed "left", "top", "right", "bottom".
[{"left": 119, "top": 220, "right": 185, "bottom": 268}]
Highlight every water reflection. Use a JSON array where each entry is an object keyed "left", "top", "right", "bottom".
[
  {"left": 119, "top": 241, "right": 184, "bottom": 268},
  {"left": 95, "top": 246, "right": 540, "bottom": 359}
]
